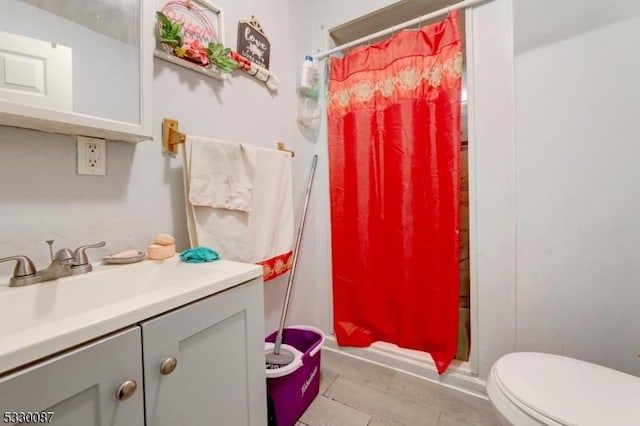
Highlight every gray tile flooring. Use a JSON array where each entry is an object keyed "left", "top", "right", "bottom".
[{"left": 295, "top": 349, "right": 499, "bottom": 426}]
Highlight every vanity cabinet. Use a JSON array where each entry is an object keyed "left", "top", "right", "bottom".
[
  {"left": 142, "top": 277, "right": 267, "bottom": 426},
  {"left": 0, "top": 327, "right": 145, "bottom": 426},
  {"left": 0, "top": 277, "right": 266, "bottom": 426}
]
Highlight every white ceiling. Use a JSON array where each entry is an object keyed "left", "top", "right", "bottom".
[
  {"left": 21, "top": 0, "right": 140, "bottom": 45},
  {"left": 330, "top": 0, "right": 466, "bottom": 47},
  {"left": 330, "top": 0, "right": 640, "bottom": 56}
]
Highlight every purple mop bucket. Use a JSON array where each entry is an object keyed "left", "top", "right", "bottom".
[{"left": 265, "top": 325, "right": 325, "bottom": 426}]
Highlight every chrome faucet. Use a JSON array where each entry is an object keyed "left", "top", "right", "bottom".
[
  {"left": 40, "top": 247, "right": 74, "bottom": 282},
  {"left": 0, "top": 240, "right": 106, "bottom": 287},
  {"left": 0, "top": 255, "right": 41, "bottom": 287},
  {"left": 69, "top": 241, "right": 106, "bottom": 274}
]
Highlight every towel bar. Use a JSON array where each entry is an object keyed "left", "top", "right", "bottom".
[
  {"left": 163, "top": 118, "right": 186, "bottom": 157},
  {"left": 276, "top": 142, "right": 294, "bottom": 157}
]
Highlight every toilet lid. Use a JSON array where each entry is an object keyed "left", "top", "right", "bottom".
[{"left": 493, "top": 352, "right": 640, "bottom": 425}]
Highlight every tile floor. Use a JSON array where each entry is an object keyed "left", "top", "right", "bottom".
[{"left": 295, "top": 349, "right": 500, "bottom": 426}]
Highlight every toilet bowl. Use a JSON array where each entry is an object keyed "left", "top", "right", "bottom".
[{"left": 486, "top": 352, "right": 640, "bottom": 426}]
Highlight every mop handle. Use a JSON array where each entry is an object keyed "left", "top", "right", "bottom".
[{"left": 273, "top": 155, "right": 318, "bottom": 355}]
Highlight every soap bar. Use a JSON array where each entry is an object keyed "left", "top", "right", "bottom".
[
  {"left": 147, "top": 243, "right": 175, "bottom": 260},
  {"left": 154, "top": 233, "right": 175, "bottom": 246},
  {"left": 109, "top": 249, "right": 141, "bottom": 259}
]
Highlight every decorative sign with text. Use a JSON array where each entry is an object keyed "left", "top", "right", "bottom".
[
  {"left": 154, "top": 0, "right": 230, "bottom": 77},
  {"left": 236, "top": 17, "right": 270, "bottom": 69}
]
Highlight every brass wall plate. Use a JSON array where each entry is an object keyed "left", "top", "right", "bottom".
[
  {"left": 162, "top": 118, "right": 185, "bottom": 156},
  {"left": 276, "top": 142, "right": 295, "bottom": 157}
]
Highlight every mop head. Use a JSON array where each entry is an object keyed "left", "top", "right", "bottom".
[
  {"left": 265, "top": 348, "right": 295, "bottom": 369},
  {"left": 264, "top": 343, "right": 303, "bottom": 378}
]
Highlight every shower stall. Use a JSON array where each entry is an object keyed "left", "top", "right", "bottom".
[{"left": 312, "top": 0, "right": 477, "bottom": 389}]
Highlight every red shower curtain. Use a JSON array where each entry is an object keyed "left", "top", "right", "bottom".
[{"left": 328, "top": 12, "right": 462, "bottom": 374}]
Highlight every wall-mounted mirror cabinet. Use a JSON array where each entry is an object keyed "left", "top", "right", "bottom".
[{"left": 0, "top": 0, "right": 152, "bottom": 142}]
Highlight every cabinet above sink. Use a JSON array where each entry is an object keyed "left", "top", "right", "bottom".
[{"left": 0, "top": 0, "right": 153, "bottom": 142}]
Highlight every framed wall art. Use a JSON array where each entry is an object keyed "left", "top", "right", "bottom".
[
  {"left": 237, "top": 17, "right": 270, "bottom": 70},
  {"left": 154, "top": 0, "right": 232, "bottom": 79}
]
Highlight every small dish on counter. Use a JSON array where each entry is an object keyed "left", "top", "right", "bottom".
[
  {"left": 102, "top": 251, "right": 146, "bottom": 264},
  {"left": 147, "top": 243, "right": 175, "bottom": 260}
]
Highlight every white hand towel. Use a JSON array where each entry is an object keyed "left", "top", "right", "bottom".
[
  {"left": 182, "top": 138, "right": 294, "bottom": 281},
  {"left": 188, "top": 136, "right": 256, "bottom": 212}
]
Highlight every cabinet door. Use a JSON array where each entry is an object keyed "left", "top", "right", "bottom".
[
  {"left": 142, "top": 278, "right": 267, "bottom": 426},
  {"left": 0, "top": 0, "right": 153, "bottom": 142},
  {"left": 0, "top": 327, "right": 144, "bottom": 426}
]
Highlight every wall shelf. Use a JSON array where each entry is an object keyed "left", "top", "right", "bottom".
[{"left": 154, "top": 49, "right": 229, "bottom": 81}]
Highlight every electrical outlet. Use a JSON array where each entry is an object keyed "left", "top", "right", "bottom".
[{"left": 77, "top": 137, "right": 106, "bottom": 175}]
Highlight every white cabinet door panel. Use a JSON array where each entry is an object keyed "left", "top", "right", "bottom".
[
  {"left": 0, "top": 327, "right": 144, "bottom": 426},
  {"left": 142, "top": 278, "right": 267, "bottom": 426}
]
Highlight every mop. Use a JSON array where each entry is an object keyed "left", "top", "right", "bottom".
[{"left": 266, "top": 154, "right": 318, "bottom": 369}]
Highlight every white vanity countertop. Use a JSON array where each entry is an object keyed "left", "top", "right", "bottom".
[{"left": 0, "top": 256, "right": 263, "bottom": 374}]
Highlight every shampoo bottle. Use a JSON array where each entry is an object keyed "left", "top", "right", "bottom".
[{"left": 299, "top": 55, "right": 318, "bottom": 97}]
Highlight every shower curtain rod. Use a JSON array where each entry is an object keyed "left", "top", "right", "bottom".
[{"left": 313, "top": 0, "right": 490, "bottom": 60}]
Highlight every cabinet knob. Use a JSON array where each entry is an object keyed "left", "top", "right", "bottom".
[
  {"left": 160, "top": 357, "right": 178, "bottom": 375},
  {"left": 115, "top": 379, "right": 137, "bottom": 401}
]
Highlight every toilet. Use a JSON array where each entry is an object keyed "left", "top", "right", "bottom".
[{"left": 486, "top": 352, "right": 640, "bottom": 425}]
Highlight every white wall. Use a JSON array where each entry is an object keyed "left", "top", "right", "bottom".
[
  {"left": 514, "top": 9, "right": 640, "bottom": 375},
  {"left": 0, "top": 0, "right": 314, "bottom": 336},
  {"left": 513, "top": 0, "right": 640, "bottom": 54},
  {"left": 467, "top": 0, "right": 516, "bottom": 378}
]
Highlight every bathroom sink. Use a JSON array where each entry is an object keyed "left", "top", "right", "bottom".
[
  {"left": 0, "top": 256, "right": 262, "bottom": 373},
  {"left": 0, "top": 258, "right": 225, "bottom": 333}
]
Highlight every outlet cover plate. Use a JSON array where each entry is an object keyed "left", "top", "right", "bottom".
[{"left": 77, "top": 136, "right": 106, "bottom": 175}]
